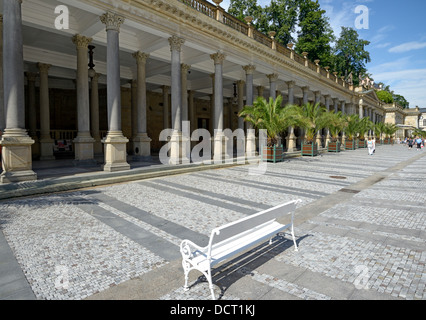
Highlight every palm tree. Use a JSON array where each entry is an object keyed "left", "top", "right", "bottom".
[
  {"left": 323, "top": 111, "right": 347, "bottom": 142},
  {"left": 239, "top": 96, "right": 302, "bottom": 147},
  {"left": 358, "top": 117, "right": 374, "bottom": 143},
  {"left": 297, "top": 103, "right": 328, "bottom": 144},
  {"left": 383, "top": 123, "right": 398, "bottom": 142},
  {"left": 374, "top": 122, "right": 386, "bottom": 142},
  {"left": 343, "top": 114, "right": 360, "bottom": 142}
]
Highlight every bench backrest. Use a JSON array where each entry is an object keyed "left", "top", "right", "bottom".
[{"left": 208, "top": 200, "right": 300, "bottom": 247}]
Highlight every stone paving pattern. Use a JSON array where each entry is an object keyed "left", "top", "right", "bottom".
[{"left": 0, "top": 145, "right": 425, "bottom": 300}]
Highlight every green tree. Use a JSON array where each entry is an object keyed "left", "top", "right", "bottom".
[
  {"left": 264, "top": 0, "right": 299, "bottom": 45},
  {"left": 228, "top": 0, "right": 265, "bottom": 30},
  {"left": 333, "top": 27, "right": 371, "bottom": 84},
  {"left": 376, "top": 90, "right": 394, "bottom": 104},
  {"left": 295, "top": 0, "right": 335, "bottom": 67},
  {"left": 393, "top": 94, "right": 409, "bottom": 109}
]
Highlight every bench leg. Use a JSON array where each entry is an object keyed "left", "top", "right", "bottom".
[
  {"left": 291, "top": 225, "right": 298, "bottom": 252},
  {"left": 182, "top": 260, "right": 190, "bottom": 291},
  {"left": 206, "top": 267, "right": 216, "bottom": 300}
]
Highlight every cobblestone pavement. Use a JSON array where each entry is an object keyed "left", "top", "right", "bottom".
[{"left": 0, "top": 145, "right": 425, "bottom": 300}]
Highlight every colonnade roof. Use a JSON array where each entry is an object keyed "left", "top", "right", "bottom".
[{"left": 3, "top": 0, "right": 380, "bottom": 107}]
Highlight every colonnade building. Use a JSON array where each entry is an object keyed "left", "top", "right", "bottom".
[{"left": 0, "top": 0, "right": 390, "bottom": 183}]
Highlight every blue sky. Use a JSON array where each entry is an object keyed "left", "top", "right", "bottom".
[{"left": 219, "top": 0, "right": 426, "bottom": 108}]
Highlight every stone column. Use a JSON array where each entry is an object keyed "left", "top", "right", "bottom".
[
  {"left": 162, "top": 85, "right": 170, "bottom": 129},
  {"left": 314, "top": 91, "right": 322, "bottom": 147},
  {"left": 181, "top": 64, "right": 191, "bottom": 123},
  {"left": 26, "top": 72, "right": 40, "bottom": 158},
  {"left": 286, "top": 81, "right": 296, "bottom": 152},
  {"left": 340, "top": 100, "right": 347, "bottom": 144},
  {"left": 38, "top": 63, "right": 55, "bottom": 160},
  {"left": 0, "top": 0, "right": 36, "bottom": 183},
  {"left": 359, "top": 98, "right": 364, "bottom": 119},
  {"left": 168, "top": 35, "right": 185, "bottom": 165},
  {"left": 301, "top": 86, "right": 309, "bottom": 105},
  {"left": 257, "top": 86, "right": 264, "bottom": 99},
  {"left": 236, "top": 80, "right": 245, "bottom": 154},
  {"left": 211, "top": 52, "right": 226, "bottom": 162},
  {"left": 209, "top": 74, "right": 215, "bottom": 136},
  {"left": 72, "top": 34, "right": 95, "bottom": 165},
  {"left": 267, "top": 74, "right": 278, "bottom": 100},
  {"left": 100, "top": 12, "right": 130, "bottom": 172},
  {"left": 334, "top": 98, "right": 339, "bottom": 113},
  {"left": 90, "top": 73, "right": 103, "bottom": 155},
  {"left": 323, "top": 95, "right": 331, "bottom": 146},
  {"left": 243, "top": 64, "right": 256, "bottom": 157},
  {"left": 0, "top": 15, "right": 4, "bottom": 133},
  {"left": 132, "top": 51, "right": 152, "bottom": 160}
]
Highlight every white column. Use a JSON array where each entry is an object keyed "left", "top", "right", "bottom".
[
  {"left": 168, "top": 35, "right": 185, "bottom": 165},
  {"left": 286, "top": 81, "right": 296, "bottom": 152},
  {"left": 211, "top": 52, "right": 227, "bottom": 162},
  {"left": 132, "top": 51, "right": 152, "bottom": 160},
  {"left": 267, "top": 74, "right": 278, "bottom": 100},
  {"left": 243, "top": 64, "right": 256, "bottom": 157},
  {"left": 38, "top": 63, "right": 55, "bottom": 160},
  {"left": 100, "top": 12, "right": 130, "bottom": 172},
  {"left": 0, "top": 0, "right": 36, "bottom": 183},
  {"left": 72, "top": 34, "right": 95, "bottom": 165},
  {"left": 26, "top": 72, "right": 39, "bottom": 158},
  {"left": 359, "top": 98, "right": 364, "bottom": 119},
  {"left": 0, "top": 15, "right": 4, "bottom": 133},
  {"left": 236, "top": 80, "right": 245, "bottom": 154}
]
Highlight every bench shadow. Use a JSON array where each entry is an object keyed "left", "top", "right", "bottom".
[{"left": 187, "top": 233, "right": 311, "bottom": 300}]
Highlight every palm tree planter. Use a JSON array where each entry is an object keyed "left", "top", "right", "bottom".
[
  {"left": 327, "top": 141, "right": 340, "bottom": 152},
  {"left": 301, "top": 142, "right": 318, "bottom": 156},
  {"left": 262, "top": 145, "right": 284, "bottom": 163},
  {"left": 358, "top": 139, "right": 366, "bottom": 148},
  {"left": 384, "top": 138, "right": 393, "bottom": 145},
  {"left": 345, "top": 140, "right": 357, "bottom": 150}
]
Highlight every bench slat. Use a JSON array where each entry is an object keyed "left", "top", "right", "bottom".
[{"left": 210, "top": 201, "right": 297, "bottom": 245}]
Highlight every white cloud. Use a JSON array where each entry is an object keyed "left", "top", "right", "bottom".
[{"left": 389, "top": 41, "right": 426, "bottom": 53}]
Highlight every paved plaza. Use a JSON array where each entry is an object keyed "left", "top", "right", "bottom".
[{"left": 0, "top": 144, "right": 425, "bottom": 301}]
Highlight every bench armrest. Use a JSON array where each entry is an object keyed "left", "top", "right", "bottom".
[{"left": 180, "top": 239, "right": 206, "bottom": 260}]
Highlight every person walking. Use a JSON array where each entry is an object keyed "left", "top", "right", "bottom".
[
  {"left": 367, "top": 137, "right": 374, "bottom": 155},
  {"left": 416, "top": 136, "right": 422, "bottom": 151},
  {"left": 408, "top": 137, "right": 413, "bottom": 149}
]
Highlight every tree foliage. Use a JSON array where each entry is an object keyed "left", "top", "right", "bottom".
[
  {"left": 295, "top": 0, "right": 335, "bottom": 67},
  {"left": 332, "top": 27, "right": 371, "bottom": 84},
  {"left": 376, "top": 90, "right": 394, "bottom": 104}
]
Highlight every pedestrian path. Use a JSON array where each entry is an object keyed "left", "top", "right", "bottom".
[{"left": 0, "top": 145, "right": 425, "bottom": 300}]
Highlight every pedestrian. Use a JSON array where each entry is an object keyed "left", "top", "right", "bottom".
[
  {"left": 408, "top": 137, "right": 413, "bottom": 149},
  {"left": 367, "top": 137, "right": 374, "bottom": 155},
  {"left": 416, "top": 136, "right": 422, "bottom": 151}
]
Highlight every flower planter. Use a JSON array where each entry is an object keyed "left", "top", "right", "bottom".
[
  {"left": 301, "top": 143, "right": 318, "bottom": 157},
  {"left": 358, "top": 139, "right": 366, "bottom": 148},
  {"left": 327, "top": 141, "right": 340, "bottom": 153},
  {"left": 262, "top": 145, "right": 284, "bottom": 163},
  {"left": 345, "top": 140, "right": 356, "bottom": 150}
]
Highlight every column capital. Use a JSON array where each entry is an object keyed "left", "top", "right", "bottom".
[
  {"left": 100, "top": 12, "right": 125, "bottom": 32},
  {"left": 132, "top": 51, "right": 150, "bottom": 64},
  {"left": 286, "top": 80, "right": 295, "bottom": 88},
  {"left": 72, "top": 34, "right": 92, "bottom": 49},
  {"left": 236, "top": 79, "right": 245, "bottom": 86},
  {"left": 168, "top": 35, "right": 185, "bottom": 52},
  {"left": 37, "top": 63, "right": 52, "bottom": 74},
  {"left": 181, "top": 63, "right": 191, "bottom": 72},
  {"left": 242, "top": 64, "right": 256, "bottom": 74},
  {"left": 267, "top": 73, "right": 279, "bottom": 82},
  {"left": 210, "top": 52, "right": 226, "bottom": 65}
]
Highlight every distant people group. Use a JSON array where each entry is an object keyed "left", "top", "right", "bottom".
[{"left": 404, "top": 136, "right": 425, "bottom": 151}]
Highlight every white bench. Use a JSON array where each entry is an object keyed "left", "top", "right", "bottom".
[{"left": 179, "top": 199, "right": 301, "bottom": 300}]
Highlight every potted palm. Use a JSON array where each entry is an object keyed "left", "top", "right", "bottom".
[
  {"left": 239, "top": 96, "right": 301, "bottom": 163},
  {"left": 357, "top": 117, "right": 373, "bottom": 148},
  {"left": 383, "top": 123, "right": 398, "bottom": 144},
  {"left": 374, "top": 122, "right": 386, "bottom": 145},
  {"left": 343, "top": 114, "right": 360, "bottom": 150},
  {"left": 324, "top": 111, "right": 346, "bottom": 153},
  {"left": 298, "top": 103, "right": 327, "bottom": 157}
]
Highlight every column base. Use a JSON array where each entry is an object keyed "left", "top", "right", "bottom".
[
  {"left": 102, "top": 131, "right": 130, "bottom": 172},
  {"left": 74, "top": 134, "right": 95, "bottom": 164},
  {"left": 132, "top": 133, "right": 152, "bottom": 161},
  {"left": 39, "top": 137, "right": 55, "bottom": 160},
  {"left": 0, "top": 129, "right": 37, "bottom": 183},
  {"left": 246, "top": 131, "right": 257, "bottom": 158}
]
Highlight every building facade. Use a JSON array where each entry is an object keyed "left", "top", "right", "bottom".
[{"left": 0, "top": 0, "right": 418, "bottom": 183}]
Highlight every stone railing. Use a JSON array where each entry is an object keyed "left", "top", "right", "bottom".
[{"left": 178, "top": 0, "right": 350, "bottom": 89}]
